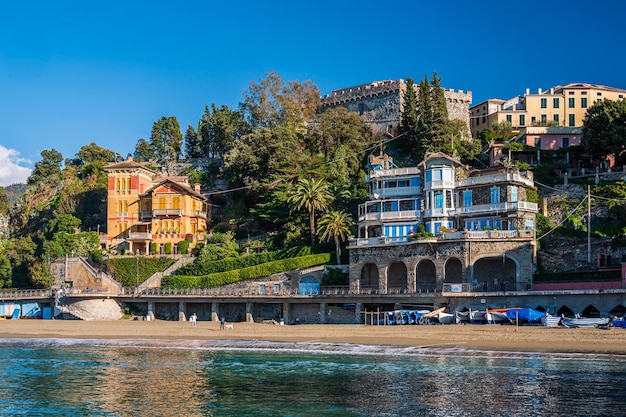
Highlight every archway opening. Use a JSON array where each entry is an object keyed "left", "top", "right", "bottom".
[
  {"left": 582, "top": 305, "right": 601, "bottom": 318},
  {"left": 473, "top": 256, "right": 516, "bottom": 291},
  {"left": 388, "top": 261, "right": 408, "bottom": 293},
  {"left": 416, "top": 260, "right": 437, "bottom": 292},
  {"left": 444, "top": 258, "right": 462, "bottom": 283},
  {"left": 557, "top": 305, "right": 575, "bottom": 317},
  {"left": 360, "top": 263, "right": 379, "bottom": 293},
  {"left": 609, "top": 305, "right": 626, "bottom": 317}
]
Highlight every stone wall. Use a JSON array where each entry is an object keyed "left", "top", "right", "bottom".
[{"left": 322, "top": 79, "right": 472, "bottom": 134}]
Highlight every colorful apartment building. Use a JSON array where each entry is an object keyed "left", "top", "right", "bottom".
[
  {"left": 470, "top": 83, "right": 626, "bottom": 139},
  {"left": 349, "top": 152, "right": 538, "bottom": 293},
  {"left": 103, "top": 158, "right": 209, "bottom": 254}
]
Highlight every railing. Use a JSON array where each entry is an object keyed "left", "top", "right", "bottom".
[
  {"left": 116, "top": 212, "right": 128, "bottom": 217},
  {"left": 367, "top": 167, "right": 420, "bottom": 179},
  {"left": 369, "top": 186, "right": 421, "bottom": 198},
  {"left": 153, "top": 208, "right": 182, "bottom": 216},
  {"left": 190, "top": 210, "right": 207, "bottom": 219},
  {"left": 457, "top": 172, "right": 534, "bottom": 188},
  {"left": 454, "top": 201, "right": 538, "bottom": 215},
  {"left": 359, "top": 210, "right": 420, "bottom": 222},
  {"left": 423, "top": 208, "right": 451, "bottom": 217},
  {"left": 422, "top": 180, "right": 455, "bottom": 190},
  {"left": 0, "top": 289, "right": 54, "bottom": 298},
  {"left": 128, "top": 232, "right": 152, "bottom": 240}
]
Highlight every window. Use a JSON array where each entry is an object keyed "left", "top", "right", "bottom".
[
  {"left": 506, "top": 114, "right": 512, "bottom": 123},
  {"left": 541, "top": 114, "right": 547, "bottom": 122},
  {"left": 490, "top": 187, "right": 500, "bottom": 204},
  {"left": 535, "top": 138, "right": 541, "bottom": 148},
  {"left": 463, "top": 190, "right": 472, "bottom": 206},
  {"left": 569, "top": 114, "right": 576, "bottom": 126},
  {"left": 519, "top": 114, "right": 525, "bottom": 126},
  {"left": 435, "top": 192, "right": 444, "bottom": 209},
  {"left": 358, "top": 103, "right": 364, "bottom": 115},
  {"left": 563, "top": 137, "right": 570, "bottom": 148},
  {"left": 510, "top": 186, "right": 518, "bottom": 202},
  {"left": 540, "top": 98, "right": 547, "bottom": 108},
  {"left": 553, "top": 114, "right": 559, "bottom": 123},
  {"left": 568, "top": 97, "right": 575, "bottom": 108},
  {"left": 581, "top": 97, "right": 587, "bottom": 108},
  {"left": 553, "top": 98, "right": 560, "bottom": 108}
]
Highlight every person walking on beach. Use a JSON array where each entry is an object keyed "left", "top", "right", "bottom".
[
  {"left": 220, "top": 316, "right": 225, "bottom": 330},
  {"left": 190, "top": 313, "right": 197, "bottom": 327}
]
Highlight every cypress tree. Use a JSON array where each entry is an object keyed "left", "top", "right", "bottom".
[
  {"left": 416, "top": 76, "right": 433, "bottom": 161},
  {"left": 430, "top": 71, "right": 451, "bottom": 151},
  {"left": 399, "top": 77, "right": 419, "bottom": 158}
]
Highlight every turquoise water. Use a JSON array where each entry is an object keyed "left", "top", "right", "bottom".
[{"left": 0, "top": 338, "right": 625, "bottom": 416}]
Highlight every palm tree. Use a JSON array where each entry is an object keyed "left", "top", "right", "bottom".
[
  {"left": 288, "top": 178, "right": 334, "bottom": 246},
  {"left": 317, "top": 210, "right": 354, "bottom": 264}
]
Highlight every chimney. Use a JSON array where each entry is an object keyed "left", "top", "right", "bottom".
[
  {"left": 538, "top": 88, "right": 542, "bottom": 94},
  {"left": 194, "top": 183, "right": 201, "bottom": 193}
]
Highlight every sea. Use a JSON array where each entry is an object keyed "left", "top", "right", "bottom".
[{"left": 0, "top": 338, "right": 624, "bottom": 417}]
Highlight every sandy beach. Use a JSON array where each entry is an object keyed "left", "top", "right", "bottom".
[{"left": 1, "top": 319, "right": 626, "bottom": 354}]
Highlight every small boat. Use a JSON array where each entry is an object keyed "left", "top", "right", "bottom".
[
  {"left": 437, "top": 311, "right": 455, "bottom": 324},
  {"left": 561, "top": 316, "right": 611, "bottom": 328},
  {"left": 504, "top": 308, "right": 545, "bottom": 324},
  {"left": 455, "top": 310, "right": 470, "bottom": 324},
  {"left": 542, "top": 313, "right": 561, "bottom": 327},
  {"left": 612, "top": 317, "right": 626, "bottom": 328},
  {"left": 470, "top": 309, "right": 488, "bottom": 324}
]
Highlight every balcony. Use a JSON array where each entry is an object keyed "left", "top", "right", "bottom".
[
  {"left": 358, "top": 210, "right": 420, "bottom": 223},
  {"left": 116, "top": 212, "right": 128, "bottom": 218},
  {"left": 371, "top": 186, "right": 421, "bottom": 198},
  {"left": 128, "top": 232, "right": 152, "bottom": 240},
  {"left": 455, "top": 201, "right": 538, "bottom": 216},
  {"left": 457, "top": 172, "right": 534, "bottom": 188},
  {"left": 367, "top": 167, "right": 420, "bottom": 180},
  {"left": 423, "top": 208, "right": 452, "bottom": 217},
  {"left": 152, "top": 208, "right": 182, "bottom": 216},
  {"left": 191, "top": 210, "right": 207, "bottom": 219},
  {"left": 422, "top": 179, "right": 455, "bottom": 190},
  {"left": 350, "top": 229, "right": 535, "bottom": 246}
]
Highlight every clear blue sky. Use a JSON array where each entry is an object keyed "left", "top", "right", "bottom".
[{"left": 1, "top": 0, "right": 625, "bottom": 185}]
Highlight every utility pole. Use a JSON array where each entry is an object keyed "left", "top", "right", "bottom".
[{"left": 587, "top": 184, "right": 591, "bottom": 265}]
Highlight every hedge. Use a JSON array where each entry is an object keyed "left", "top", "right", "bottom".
[
  {"left": 105, "top": 257, "right": 177, "bottom": 287},
  {"left": 162, "top": 253, "right": 331, "bottom": 289},
  {"left": 174, "top": 246, "right": 312, "bottom": 276}
]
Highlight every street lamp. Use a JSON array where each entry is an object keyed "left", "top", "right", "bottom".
[{"left": 135, "top": 250, "right": 139, "bottom": 293}]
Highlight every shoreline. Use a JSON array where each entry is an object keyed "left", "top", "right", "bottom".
[{"left": 1, "top": 320, "right": 626, "bottom": 355}]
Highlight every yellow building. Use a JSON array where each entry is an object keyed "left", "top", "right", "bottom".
[
  {"left": 470, "top": 83, "right": 626, "bottom": 138},
  {"left": 103, "top": 158, "right": 209, "bottom": 254}
]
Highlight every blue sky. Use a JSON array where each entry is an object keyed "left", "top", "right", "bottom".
[{"left": 1, "top": 0, "right": 625, "bottom": 185}]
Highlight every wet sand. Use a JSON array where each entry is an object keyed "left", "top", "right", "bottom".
[{"left": 1, "top": 319, "right": 625, "bottom": 354}]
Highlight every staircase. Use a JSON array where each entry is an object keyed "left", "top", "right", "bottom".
[{"left": 138, "top": 256, "right": 195, "bottom": 292}]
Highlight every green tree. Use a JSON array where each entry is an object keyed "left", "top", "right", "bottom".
[
  {"left": 28, "top": 149, "right": 63, "bottom": 186},
  {"left": 198, "top": 104, "right": 248, "bottom": 159},
  {"left": 430, "top": 71, "right": 450, "bottom": 150},
  {"left": 184, "top": 125, "right": 200, "bottom": 158},
  {"left": 150, "top": 116, "right": 183, "bottom": 173},
  {"left": 0, "top": 253, "right": 12, "bottom": 288},
  {"left": 288, "top": 178, "right": 334, "bottom": 246},
  {"left": 317, "top": 210, "right": 354, "bottom": 264},
  {"left": 416, "top": 76, "right": 433, "bottom": 161},
  {"left": 582, "top": 99, "right": 626, "bottom": 163},
  {"left": 240, "top": 71, "right": 320, "bottom": 131},
  {"left": 134, "top": 138, "right": 157, "bottom": 161},
  {"left": 399, "top": 77, "right": 419, "bottom": 158},
  {"left": 0, "top": 187, "right": 9, "bottom": 215}
]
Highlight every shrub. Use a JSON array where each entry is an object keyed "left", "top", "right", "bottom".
[
  {"left": 164, "top": 242, "right": 172, "bottom": 255},
  {"left": 178, "top": 239, "right": 191, "bottom": 255}
]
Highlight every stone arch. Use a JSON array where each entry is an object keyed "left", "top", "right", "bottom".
[
  {"left": 609, "top": 305, "right": 626, "bottom": 317},
  {"left": 298, "top": 275, "right": 320, "bottom": 295},
  {"left": 416, "top": 259, "right": 437, "bottom": 292},
  {"left": 582, "top": 305, "right": 601, "bottom": 318},
  {"left": 444, "top": 258, "right": 463, "bottom": 283},
  {"left": 557, "top": 305, "right": 575, "bottom": 317},
  {"left": 360, "top": 263, "right": 379, "bottom": 292},
  {"left": 387, "top": 261, "right": 408, "bottom": 293},
  {"left": 472, "top": 255, "right": 517, "bottom": 291}
]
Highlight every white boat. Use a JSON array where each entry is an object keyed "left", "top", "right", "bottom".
[
  {"left": 437, "top": 311, "right": 455, "bottom": 324},
  {"left": 561, "top": 317, "right": 611, "bottom": 328},
  {"left": 542, "top": 313, "right": 561, "bottom": 327}
]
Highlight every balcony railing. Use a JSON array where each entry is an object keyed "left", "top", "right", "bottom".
[
  {"left": 367, "top": 167, "right": 420, "bottom": 180},
  {"left": 455, "top": 201, "right": 538, "bottom": 216},
  {"left": 116, "top": 212, "right": 128, "bottom": 218},
  {"left": 457, "top": 172, "right": 534, "bottom": 188},
  {"left": 350, "top": 229, "right": 535, "bottom": 246},
  {"left": 422, "top": 180, "right": 455, "bottom": 190},
  {"left": 128, "top": 232, "right": 152, "bottom": 240},
  {"left": 152, "top": 208, "right": 182, "bottom": 216},
  {"left": 190, "top": 210, "right": 207, "bottom": 219},
  {"left": 358, "top": 210, "right": 421, "bottom": 222},
  {"left": 370, "top": 186, "right": 421, "bottom": 198}
]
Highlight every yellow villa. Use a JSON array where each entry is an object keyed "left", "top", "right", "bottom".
[
  {"left": 470, "top": 82, "right": 626, "bottom": 138},
  {"left": 103, "top": 158, "right": 209, "bottom": 254}
]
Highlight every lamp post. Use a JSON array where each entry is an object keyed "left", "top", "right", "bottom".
[{"left": 135, "top": 250, "right": 139, "bottom": 293}]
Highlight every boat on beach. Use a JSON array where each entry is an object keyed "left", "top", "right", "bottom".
[
  {"left": 561, "top": 316, "right": 611, "bottom": 328},
  {"left": 542, "top": 313, "right": 562, "bottom": 327}
]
